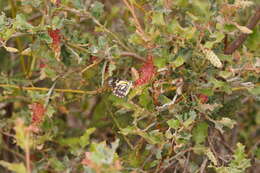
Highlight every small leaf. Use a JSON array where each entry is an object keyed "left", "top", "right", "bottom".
[
  {"left": 217, "top": 117, "right": 236, "bottom": 129},
  {"left": 0, "top": 161, "right": 27, "bottom": 173},
  {"left": 79, "top": 128, "right": 96, "bottom": 148},
  {"left": 152, "top": 12, "right": 165, "bottom": 25},
  {"left": 234, "top": 23, "right": 252, "bottom": 34},
  {"left": 172, "top": 56, "right": 185, "bottom": 68},
  {"left": 206, "top": 148, "right": 218, "bottom": 166},
  {"left": 21, "top": 47, "right": 31, "bottom": 56},
  {"left": 14, "top": 118, "right": 32, "bottom": 150},
  {"left": 192, "top": 122, "right": 208, "bottom": 145},
  {"left": 183, "top": 111, "right": 197, "bottom": 128},
  {"left": 248, "top": 86, "right": 260, "bottom": 95},
  {"left": 167, "top": 119, "right": 180, "bottom": 129},
  {"left": 90, "top": 1, "right": 104, "bottom": 18}
]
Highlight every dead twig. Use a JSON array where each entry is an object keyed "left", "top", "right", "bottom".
[{"left": 200, "top": 157, "right": 208, "bottom": 173}]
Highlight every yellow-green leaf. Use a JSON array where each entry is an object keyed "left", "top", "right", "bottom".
[
  {"left": 4, "top": 46, "right": 19, "bottom": 53},
  {"left": 0, "top": 161, "right": 27, "bottom": 173}
]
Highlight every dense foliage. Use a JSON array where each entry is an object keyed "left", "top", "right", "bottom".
[{"left": 0, "top": 0, "right": 259, "bottom": 172}]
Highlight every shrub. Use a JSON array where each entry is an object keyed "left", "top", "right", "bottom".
[{"left": 0, "top": 0, "right": 259, "bottom": 172}]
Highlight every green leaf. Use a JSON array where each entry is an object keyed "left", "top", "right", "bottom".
[
  {"left": 79, "top": 128, "right": 96, "bottom": 148},
  {"left": 0, "top": 161, "right": 27, "bottom": 173},
  {"left": 140, "top": 130, "right": 165, "bottom": 144},
  {"left": 51, "top": 16, "right": 64, "bottom": 29},
  {"left": 139, "top": 88, "right": 153, "bottom": 110},
  {"left": 14, "top": 119, "right": 32, "bottom": 150},
  {"left": 49, "top": 158, "right": 66, "bottom": 171},
  {"left": 167, "top": 119, "right": 180, "bottom": 129},
  {"left": 192, "top": 122, "right": 208, "bottom": 145},
  {"left": 14, "top": 14, "right": 33, "bottom": 30},
  {"left": 128, "top": 85, "right": 146, "bottom": 100},
  {"left": 90, "top": 1, "right": 104, "bottom": 18},
  {"left": 214, "top": 117, "right": 236, "bottom": 133},
  {"left": 154, "top": 56, "right": 167, "bottom": 68},
  {"left": 89, "top": 139, "right": 119, "bottom": 165},
  {"left": 171, "top": 56, "right": 185, "bottom": 68},
  {"left": 120, "top": 126, "right": 137, "bottom": 135},
  {"left": 183, "top": 111, "right": 197, "bottom": 128},
  {"left": 128, "top": 33, "right": 144, "bottom": 45},
  {"left": 248, "top": 86, "right": 260, "bottom": 95},
  {"left": 167, "top": 19, "right": 182, "bottom": 34},
  {"left": 204, "top": 32, "right": 225, "bottom": 49},
  {"left": 230, "top": 143, "right": 251, "bottom": 170},
  {"left": 152, "top": 12, "right": 165, "bottom": 25},
  {"left": 198, "top": 88, "right": 214, "bottom": 96}
]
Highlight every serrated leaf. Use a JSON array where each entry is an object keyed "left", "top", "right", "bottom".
[{"left": 0, "top": 161, "right": 27, "bottom": 173}]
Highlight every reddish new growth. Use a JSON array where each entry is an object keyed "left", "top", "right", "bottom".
[
  {"left": 48, "top": 29, "right": 61, "bottom": 60},
  {"left": 39, "top": 62, "right": 47, "bottom": 68},
  {"left": 55, "top": 0, "right": 61, "bottom": 6},
  {"left": 134, "top": 55, "right": 156, "bottom": 86},
  {"left": 81, "top": 152, "right": 93, "bottom": 166},
  {"left": 197, "top": 94, "right": 209, "bottom": 104},
  {"left": 28, "top": 103, "right": 45, "bottom": 133}
]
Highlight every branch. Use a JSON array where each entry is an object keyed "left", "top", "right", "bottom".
[
  {"left": 224, "top": 6, "right": 260, "bottom": 54},
  {"left": 0, "top": 84, "right": 105, "bottom": 95}
]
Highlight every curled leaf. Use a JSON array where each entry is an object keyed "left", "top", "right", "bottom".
[
  {"left": 134, "top": 55, "right": 156, "bottom": 86},
  {"left": 233, "top": 22, "right": 253, "bottom": 34}
]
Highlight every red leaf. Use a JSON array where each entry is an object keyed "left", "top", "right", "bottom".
[
  {"left": 29, "top": 103, "right": 45, "bottom": 126},
  {"left": 48, "top": 29, "right": 61, "bottom": 60},
  {"left": 197, "top": 94, "right": 209, "bottom": 104},
  {"left": 81, "top": 152, "right": 93, "bottom": 166},
  {"left": 134, "top": 55, "right": 156, "bottom": 86}
]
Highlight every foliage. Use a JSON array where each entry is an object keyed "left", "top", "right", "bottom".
[{"left": 0, "top": 0, "right": 259, "bottom": 172}]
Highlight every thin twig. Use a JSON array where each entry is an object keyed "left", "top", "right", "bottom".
[
  {"left": 183, "top": 151, "right": 190, "bottom": 173},
  {"left": 200, "top": 157, "right": 208, "bottom": 173},
  {"left": 0, "top": 84, "right": 105, "bottom": 95},
  {"left": 160, "top": 148, "right": 193, "bottom": 172},
  {"left": 121, "top": 0, "right": 149, "bottom": 42},
  {"left": 120, "top": 51, "right": 146, "bottom": 62},
  {"left": 61, "top": 6, "right": 131, "bottom": 51},
  {"left": 81, "top": 59, "right": 104, "bottom": 73},
  {"left": 224, "top": 6, "right": 260, "bottom": 54}
]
